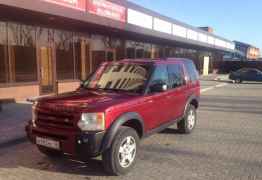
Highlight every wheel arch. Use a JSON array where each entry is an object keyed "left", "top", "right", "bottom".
[
  {"left": 183, "top": 94, "right": 199, "bottom": 117},
  {"left": 102, "top": 112, "right": 144, "bottom": 151}
]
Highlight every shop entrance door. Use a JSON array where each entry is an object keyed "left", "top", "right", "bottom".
[{"left": 39, "top": 47, "right": 55, "bottom": 94}]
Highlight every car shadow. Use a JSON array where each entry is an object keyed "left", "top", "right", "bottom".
[
  {"left": 0, "top": 143, "right": 110, "bottom": 177},
  {"left": 48, "top": 156, "right": 109, "bottom": 177},
  {"left": 239, "top": 82, "right": 262, "bottom": 85},
  {"left": 159, "top": 128, "right": 182, "bottom": 134}
]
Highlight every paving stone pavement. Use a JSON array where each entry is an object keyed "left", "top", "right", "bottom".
[
  {"left": 0, "top": 103, "right": 32, "bottom": 144},
  {"left": 0, "top": 81, "right": 262, "bottom": 180}
]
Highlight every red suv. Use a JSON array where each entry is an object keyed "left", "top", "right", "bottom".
[{"left": 26, "top": 58, "right": 200, "bottom": 175}]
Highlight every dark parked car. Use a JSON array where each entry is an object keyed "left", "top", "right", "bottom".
[
  {"left": 26, "top": 58, "right": 200, "bottom": 175},
  {"left": 229, "top": 68, "right": 262, "bottom": 83}
]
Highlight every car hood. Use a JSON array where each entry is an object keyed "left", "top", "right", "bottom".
[{"left": 37, "top": 90, "right": 138, "bottom": 112}]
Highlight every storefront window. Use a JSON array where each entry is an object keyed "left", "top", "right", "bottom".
[
  {"left": 0, "top": 21, "right": 215, "bottom": 87},
  {"left": 136, "top": 42, "right": 145, "bottom": 58},
  {"left": 159, "top": 46, "right": 166, "bottom": 58},
  {"left": 74, "top": 35, "right": 83, "bottom": 80},
  {"left": 104, "top": 37, "right": 121, "bottom": 62},
  {"left": 165, "top": 47, "right": 175, "bottom": 58},
  {"left": 91, "top": 35, "right": 107, "bottom": 71},
  {"left": 144, "top": 43, "right": 152, "bottom": 58},
  {"left": 8, "top": 22, "right": 37, "bottom": 82},
  {"left": 0, "top": 22, "right": 8, "bottom": 83},
  {"left": 126, "top": 41, "right": 152, "bottom": 59},
  {"left": 55, "top": 30, "right": 74, "bottom": 80},
  {"left": 126, "top": 40, "right": 136, "bottom": 59},
  {"left": 114, "top": 38, "right": 125, "bottom": 61},
  {"left": 152, "top": 44, "right": 160, "bottom": 59},
  {"left": 74, "top": 34, "right": 91, "bottom": 80}
]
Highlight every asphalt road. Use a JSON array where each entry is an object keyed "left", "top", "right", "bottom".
[{"left": 1, "top": 80, "right": 262, "bottom": 180}]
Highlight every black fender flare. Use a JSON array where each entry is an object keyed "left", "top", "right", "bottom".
[
  {"left": 101, "top": 112, "right": 144, "bottom": 151},
  {"left": 183, "top": 94, "right": 200, "bottom": 117}
]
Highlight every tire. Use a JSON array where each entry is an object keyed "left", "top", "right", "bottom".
[
  {"left": 235, "top": 78, "right": 242, "bottom": 84},
  {"left": 177, "top": 104, "right": 197, "bottom": 134},
  {"left": 37, "top": 146, "right": 62, "bottom": 157},
  {"left": 102, "top": 126, "right": 139, "bottom": 176}
]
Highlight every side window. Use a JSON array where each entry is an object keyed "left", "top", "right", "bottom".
[
  {"left": 185, "top": 61, "right": 199, "bottom": 82},
  {"left": 248, "top": 70, "right": 258, "bottom": 74},
  {"left": 167, "top": 64, "right": 184, "bottom": 89},
  {"left": 150, "top": 64, "right": 168, "bottom": 86}
]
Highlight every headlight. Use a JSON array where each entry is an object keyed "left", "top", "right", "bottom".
[
  {"left": 32, "top": 101, "right": 38, "bottom": 127},
  {"left": 77, "top": 113, "right": 105, "bottom": 131}
]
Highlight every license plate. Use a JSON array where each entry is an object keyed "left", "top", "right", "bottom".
[{"left": 36, "top": 137, "right": 60, "bottom": 150}]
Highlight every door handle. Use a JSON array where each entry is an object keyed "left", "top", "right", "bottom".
[
  {"left": 146, "top": 100, "right": 154, "bottom": 103},
  {"left": 177, "top": 87, "right": 183, "bottom": 91}
]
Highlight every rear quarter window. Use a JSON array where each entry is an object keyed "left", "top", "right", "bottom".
[
  {"left": 167, "top": 64, "right": 184, "bottom": 88},
  {"left": 184, "top": 61, "right": 199, "bottom": 82}
]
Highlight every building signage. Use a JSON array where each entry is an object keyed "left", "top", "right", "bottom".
[
  {"left": 207, "top": 36, "right": 215, "bottom": 45},
  {"left": 43, "top": 0, "right": 86, "bottom": 11},
  {"left": 87, "top": 0, "right": 126, "bottom": 22},
  {"left": 187, "top": 30, "right": 198, "bottom": 41},
  {"left": 153, "top": 18, "right": 172, "bottom": 34},
  {"left": 127, "top": 9, "right": 153, "bottom": 29},
  {"left": 198, "top": 33, "right": 207, "bottom": 43},
  {"left": 172, "top": 24, "right": 187, "bottom": 38},
  {"left": 215, "top": 38, "right": 226, "bottom": 48}
]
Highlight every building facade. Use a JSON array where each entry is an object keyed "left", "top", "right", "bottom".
[
  {"left": 233, "top": 41, "right": 260, "bottom": 60},
  {"left": 198, "top": 27, "right": 214, "bottom": 33},
  {"left": 0, "top": 0, "right": 235, "bottom": 101}
]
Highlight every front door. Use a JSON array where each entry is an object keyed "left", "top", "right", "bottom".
[
  {"left": 146, "top": 64, "right": 171, "bottom": 129},
  {"left": 39, "top": 47, "right": 55, "bottom": 94}
]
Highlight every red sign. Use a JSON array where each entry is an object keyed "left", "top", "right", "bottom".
[
  {"left": 87, "top": 0, "right": 126, "bottom": 22},
  {"left": 43, "top": 0, "right": 86, "bottom": 11}
]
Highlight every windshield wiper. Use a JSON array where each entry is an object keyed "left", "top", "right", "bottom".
[{"left": 84, "top": 87, "right": 135, "bottom": 93}]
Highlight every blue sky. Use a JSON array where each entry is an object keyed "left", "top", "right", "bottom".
[{"left": 129, "top": 0, "right": 262, "bottom": 50}]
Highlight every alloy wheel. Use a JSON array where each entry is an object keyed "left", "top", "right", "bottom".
[
  {"left": 187, "top": 109, "right": 196, "bottom": 130},
  {"left": 118, "top": 136, "right": 137, "bottom": 168}
]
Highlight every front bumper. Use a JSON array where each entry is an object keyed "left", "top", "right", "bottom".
[{"left": 25, "top": 124, "right": 105, "bottom": 158}]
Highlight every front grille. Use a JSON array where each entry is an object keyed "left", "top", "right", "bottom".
[
  {"left": 36, "top": 111, "right": 76, "bottom": 130},
  {"left": 32, "top": 129, "right": 68, "bottom": 140}
]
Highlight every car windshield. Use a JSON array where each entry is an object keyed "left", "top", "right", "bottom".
[{"left": 83, "top": 63, "right": 151, "bottom": 93}]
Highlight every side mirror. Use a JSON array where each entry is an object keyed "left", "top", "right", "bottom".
[
  {"left": 77, "top": 80, "right": 85, "bottom": 90},
  {"left": 185, "top": 76, "right": 189, "bottom": 82},
  {"left": 80, "top": 81, "right": 84, "bottom": 88},
  {"left": 183, "top": 76, "right": 189, "bottom": 84},
  {"left": 150, "top": 83, "right": 168, "bottom": 93}
]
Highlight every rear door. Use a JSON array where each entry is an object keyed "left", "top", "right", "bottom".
[
  {"left": 166, "top": 63, "right": 188, "bottom": 120},
  {"left": 183, "top": 60, "right": 200, "bottom": 110}
]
